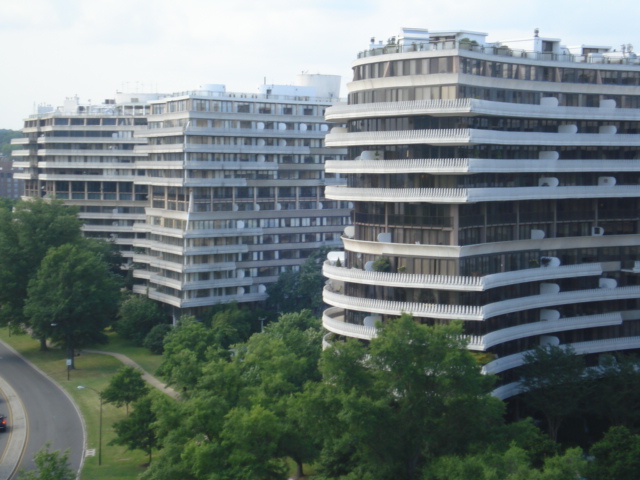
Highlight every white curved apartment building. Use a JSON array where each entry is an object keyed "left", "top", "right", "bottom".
[{"left": 322, "top": 28, "right": 640, "bottom": 398}]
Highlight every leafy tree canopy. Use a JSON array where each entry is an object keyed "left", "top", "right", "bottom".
[
  {"left": 24, "top": 242, "right": 121, "bottom": 360},
  {"left": 18, "top": 443, "right": 76, "bottom": 480},
  {"left": 115, "top": 295, "right": 168, "bottom": 346},
  {"left": 0, "top": 198, "right": 82, "bottom": 329},
  {"left": 102, "top": 365, "right": 149, "bottom": 415}
]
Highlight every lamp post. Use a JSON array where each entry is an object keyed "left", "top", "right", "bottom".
[{"left": 77, "top": 386, "right": 103, "bottom": 466}]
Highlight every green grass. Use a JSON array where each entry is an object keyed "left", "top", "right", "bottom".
[{"left": 0, "top": 328, "right": 167, "bottom": 480}]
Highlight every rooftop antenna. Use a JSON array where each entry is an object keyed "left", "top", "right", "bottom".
[{"left": 534, "top": 28, "right": 539, "bottom": 37}]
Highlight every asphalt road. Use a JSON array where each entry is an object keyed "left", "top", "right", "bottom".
[{"left": 0, "top": 341, "right": 84, "bottom": 479}]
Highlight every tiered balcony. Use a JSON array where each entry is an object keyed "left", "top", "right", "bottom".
[
  {"left": 325, "top": 128, "right": 640, "bottom": 148},
  {"left": 324, "top": 283, "right": 640, "bottom": 322},
  {"left": 324, "top": 262, "right": 602, "bottom": 291},
  {"left": 326, "top": 185, "right": 640, "bottom": 203},
  {"left": 325, "top": 98, "right": 640, "bottom": 122},
  {"left": 325, "top": 158, "right": 640, "bottom": 175},
  {"left": 323, "top": 288, "right": 483, "bottom": 321},
  {"left": 483, "top": 285, "right": 640, "bottom": 319},
  {"left": 322, "top": 306, "right": 377, "bottom": 340},
  {"left": 467, "top": 312, "right": 622, "bottom": 351},
  {"left": 484, "top": 335, "right": 640, "bottom": 377}
]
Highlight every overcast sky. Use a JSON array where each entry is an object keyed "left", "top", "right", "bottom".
[{"left": 1, "top": 0, "right": 639, "bottom": 129}]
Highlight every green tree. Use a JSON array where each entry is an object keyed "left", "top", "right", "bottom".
[
  {"left": 111, "top": 394, "right": 161, "bottom": 464},
  {"left": 0, "top": 129, "right": 22, "bottom": 157},
  {"left": 115, "top": 295, "right": 168, "bottom": 346},
  {"left": 155, "top": 315, "right": 225, "bottom": 392},
  {"left": 519, "top": 345, "right": 589, "bottom": 441},
  {"left": 0, "top": 198, "right": 82, "bottom": 333},
  {"left": 589, "top": 354, "right": 640, "bottom": 428},
  {"left": 315, "top": 314, "right": 504, "bottom": 480},
  {"left": 102, "top": 366, "right": 149, "bottom": 415},
  {"left": 143, "top": 310, "right": 323, "bottom": 480},
  {"left": 587, "top": 426, "right": 640, "bottom": 480},
  {"left": 24, "top": 243, "right": 121, "bottom": 361},
  {"left": 426, "top": 445, "right": 586, "bottom": 480},
  {"left": 143, "top": 323, "right": 173, "bottom": 354},
  {"left": 18, "top": 443, "right": 76, "bottom": 480},
  {"left": 266, "top": 246, "right": 336, "bottom": 316},
  {"left": 208, "top": 302, "right": 258, "bottom": 348}
]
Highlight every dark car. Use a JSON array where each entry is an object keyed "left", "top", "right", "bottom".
[{"left": 0, "top": 415, "right": 7, "bottom": 432}]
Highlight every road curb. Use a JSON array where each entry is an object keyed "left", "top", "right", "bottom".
[
  {"left": 0, "top": 375, "right": 26, "bottom": 480},
  {"left": 0, "top": 340, "right": 85, "bottom": 480}
]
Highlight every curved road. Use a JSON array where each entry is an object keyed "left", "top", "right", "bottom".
[{"left": 0, "top": 341, "right": 84, "bottom": 479}]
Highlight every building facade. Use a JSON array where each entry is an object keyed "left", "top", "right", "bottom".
[
  {"left": 322, "top": 28, "right": 640, "bottom": 398},
  {"left": 130, "top": 75, "right": 350, "bottom": 315},
  {"left": 11, "top": 94, "right": 158, "bottom": 260}
]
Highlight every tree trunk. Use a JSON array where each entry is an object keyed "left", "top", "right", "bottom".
[
  {"left": 295, "top": 459, "right": 304, "bottom": 479},
  {"left": 39, "top": 336, "right": 48, "bottom": 351}
]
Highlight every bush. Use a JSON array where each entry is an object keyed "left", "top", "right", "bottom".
[{"left": 143, "top": 324, "right": 173, "bottom": 354}]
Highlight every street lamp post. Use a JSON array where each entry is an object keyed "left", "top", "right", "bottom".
[{"left": 77, "top": 386, "right": 103, "bottom": 466}]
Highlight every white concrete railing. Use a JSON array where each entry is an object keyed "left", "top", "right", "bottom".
[
  {"left": 324, "top": 128, "right": 640, "bottom": 148},
  {"left": 325, "top": 98, "right": 640, "bottom": 122},
  {"left": 323, "top": 262, "right": 483, "bottom": 291},
  {"left": 325, "top": 185, "right": 640, "bottom": 203},
  {"left": 483, "top": 336, "right": 640, "bottom": 375},
  {"left": 481, "top": 263, "right": 602, "bottom": 289},
  {"left": 323, "top": 282, "right": 640, "bottom": 322},
  {"left": 483, "top": 285, "right": 640, "bottom": 319},
  {"left": 324, "top": 263, "right": 602, "bottom": 292},
  {"left": 467, "top": 312, "right": 622, "bottom": 351},
  {"left": 325, "top": 158, "right": 640, "bottom": 174},
  {"left": 322, "top": 307, "right": 377, "bottom": 340},
  {"left": 323, "top": 288, "right": 483, "bottom": 321},
  {"left": 325, "top": 99, "right": 472, "bottom": 121}
]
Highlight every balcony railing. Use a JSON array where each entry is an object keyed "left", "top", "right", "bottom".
[
  {"left": 296, "top": 157, "right": 640, "bottom": 175},
  {"left": 323, "top": 287, "right": 483, "bottom": 321},
  {"left": 467, "top": 312, "right": 622, "bottom": 351},
  {"left": 483, "top": 335, "right": 640, "bottom": 375},
  {"left": 325, "top": 98, "right": 640, "bottom": 123},
  {"left": 356, "top": 41, "right": 640, "bottom": 66},
  {"left": 326, "top": 185, "right": 640, "bottom": 204}
]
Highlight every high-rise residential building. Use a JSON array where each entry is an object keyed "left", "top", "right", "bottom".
[
  {"left": 13, "top": 75, "right": 350, "bottom": 317},
  {"left": 130, "top": 75, "right": 350, "bottom": 316},
  {"left": 322, "top": 28, "right": 640, "bottom": 398},
  {"left": 11, "top": 94, "right": 160, "bottom": 261}
]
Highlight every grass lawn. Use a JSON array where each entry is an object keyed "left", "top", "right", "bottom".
[{"left": 0, "top": 328, "right": 166, "bottom": 480}]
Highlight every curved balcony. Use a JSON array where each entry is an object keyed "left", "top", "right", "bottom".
[
  {"left": 467, "top": 312, "right": 623, "bottom": 351},
  {"left": 324, "top": 128, "right": 640, "bottom": 148},
  {"left": 325, "top": 98, "right": 640, "bottom": 123},
  {"left": 323, "top": 288, "right": 483, "bottom": 321},
  {"left": 324, "top": 262, "right": 483, "bottom": 291},
  {"left": 324, "top": 281, "right": 640, "bottom": 322},
  {"left": 324, "top": 262, "right": 602, "bottom": 292},
  {"left": 322, "top": 306, "right": 377, "bottom": 340},
  {"left": 325, "top": 185, "right": 640, "bottom": 204},
  {"left": 325, "top": 158, "right": 640, "bottom": 175},
  {"left": 483, "top": 285, "right": 640, "bottom": 319},
  {"left": 483, "top": 335, "right": 640, "bottom": 376}
]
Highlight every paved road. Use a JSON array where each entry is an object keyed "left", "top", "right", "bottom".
[{"left": 0, "top": 341, "right": 84, "bottom": 479}]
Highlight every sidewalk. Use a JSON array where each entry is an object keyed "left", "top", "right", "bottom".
[{"left": 83, "top": 350, "right": 180, "bottom": 400}]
